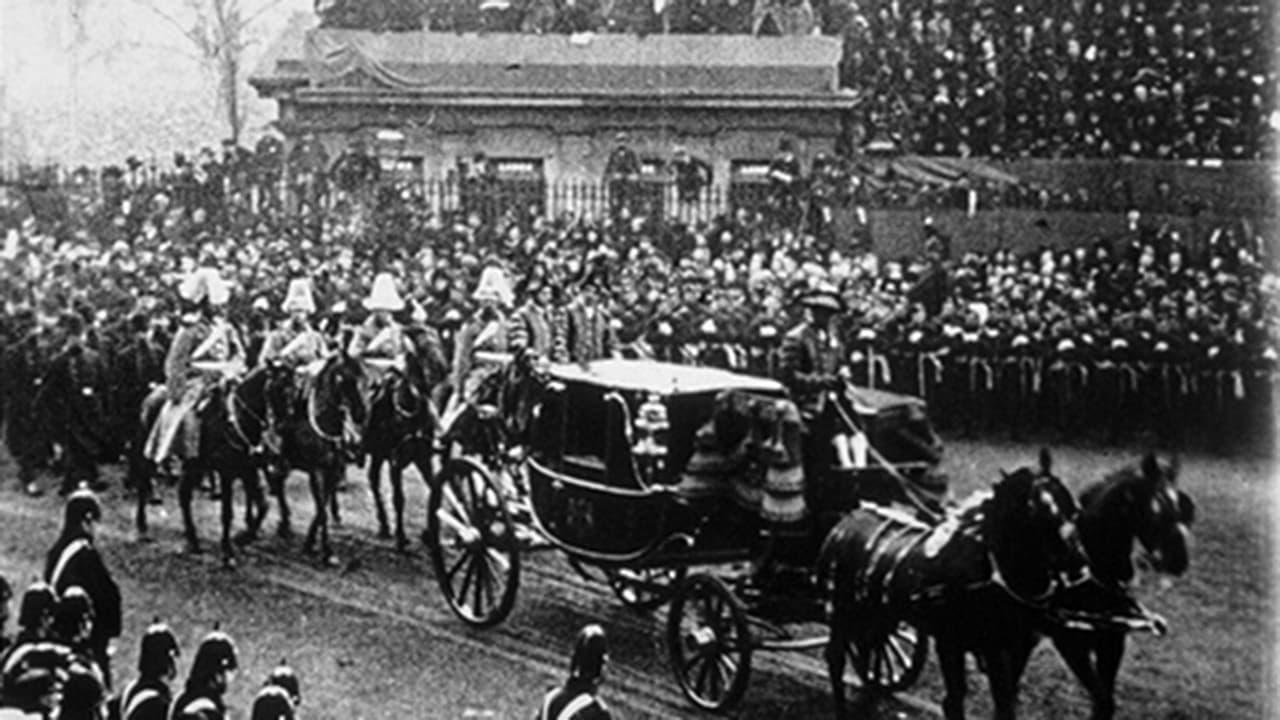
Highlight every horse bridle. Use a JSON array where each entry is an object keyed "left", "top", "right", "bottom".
[
  {"left": 982, "top": 474, "right": 1094, "bottom": 608},
  {"left": 307, "top": 362, "right": 363, "bottom": 446}
]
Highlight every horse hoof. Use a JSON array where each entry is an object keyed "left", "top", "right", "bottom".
[
  {"left": 233, "top": 531, "right": 257, "bottom": 548},
  {"left": 185, "top": 541, "right": 203, "bottom": 555},
  {"left": 420, "top": 530, "right": 433, "bottom": 549},
  {"left": 277, "top": 524, "right": 294, "bottom": 541},
  {"left": 395, "top": 536, "right": 410, "bottom": 554},
  {"left": 136, "top": 533, "right": 154, "bottom": 545},
  {"left": 377, "top": 526, "right": 391, "bottom": 540}
]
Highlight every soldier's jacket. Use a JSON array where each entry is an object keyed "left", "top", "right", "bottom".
[
  {"left": 164, "top": 319, "right": 212, "bottom": 399},
  {"left": 259, "top": 322, "right": 328, "bottom": 367},
  {"left": 44, "top": 531, "right": 122, "bottom": 647}
]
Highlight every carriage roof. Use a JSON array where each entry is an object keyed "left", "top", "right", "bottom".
[{"left": 546, "top": 359, "right": 786, "bottom": 397}]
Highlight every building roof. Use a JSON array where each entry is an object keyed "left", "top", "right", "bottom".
[{"left": 251, "top": 16, "right": 853, "bottom": 103}]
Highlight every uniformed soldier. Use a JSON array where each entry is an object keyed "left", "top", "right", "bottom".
[
  {"left": 2, "top": 309, "right": 50, "bottom": 497},
  {"left": 108, "top": 622, "right": 179, "bottom": 720},
  {"left": 441, "top": 266, "right": 514, "bottom": 442},
  {"left": 670, "top": 145, "right": 712, "bottom": 206},
  {"left": 36, "top": 312, "right": 109, "bottom": 495},
  {"left": 535, "top": 625, "right": 612, "bottom": 720},
  {"left": 259, "top": 279, "right": 328, "bottom": 371},
  {"left": 143, "top": 267, "right": 244, "bottom": 471},
  {"left": 603, "top": 132, "right": 641, "bottom": 218},
  {"left": 248, "top": 662, "right": 299, "bottom": 720},
  {"left": 348, "top": 272, "right": 412, "bottom": 388},
  {"left": 509, "top": 275, "right": 559, "bottom": 362},
  {"left": 50, "top": 587, "right": 101, "bottom": 682},
  {"left": 564, "top": 270, "right": 614, "bottom": 364},
  {"left": 43, "top": 489, "right": 121, "bottom": 690},
  {"left": 170, "top": 631, "right": 238, "bottom": 720},
  {"left": 767, "top": 138, "right": 804, "bottom": 227}
]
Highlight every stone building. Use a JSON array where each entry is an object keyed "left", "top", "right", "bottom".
[{"left": 251, "top": 17, "right": 855, "bottom": 215}]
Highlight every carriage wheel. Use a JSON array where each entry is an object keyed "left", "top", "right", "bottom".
[
  {"left": 605, "top": 567, "right": 686, "bottom": 613},
  {"left": 426, "top": 458, "right": 521, "bottom": 627},
  {"left": 666, "top": 573, "right": 753, "bottom": 711},
  {"left": 850, "top": 620, "right": 929, "bottom": 693}
]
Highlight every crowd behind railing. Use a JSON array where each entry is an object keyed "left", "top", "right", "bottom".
[
  {"left": 0, "top": 149, "right": 1275, "bottom": 455},
  {"left": 315, "top": 0, "right": 1278, "bottom": 160}
]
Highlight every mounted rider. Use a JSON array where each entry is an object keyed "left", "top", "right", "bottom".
[
  {"left": 347, "top": 272, "right": 412, "bottom": 387},
  {"left": 439, "top": 265, "right": 514, "bottom": 444},
  {"left": 259, "top": 278, "right": 328, "bottom": 373},
  {"left": 143, "top": 266, "right": 246, "bottom": 470}
]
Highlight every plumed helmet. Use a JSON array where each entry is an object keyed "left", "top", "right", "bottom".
[
  {"left": 53, "top": 586, "right": 94, "bottom": 639},
  {"left": 265, "top": 661, "right": 300, "bottom": 705},
  {"left": 281, "top": 278, "right": 316, "bottom": 314},
  {"left": 472, "top": 265, "right": 514, "bottom": 306},
  {"left": 250, "top": 684, "right": 296, "bottom": 720},
  {"left": 18, "top": 581, "right": 56, "bottom": 630},
  {"left": 64, "top": 487, "right": 102, "bottom": 528},
  {"left": 190, "top": 630, "right": 239, "bottom": 680},
  {"left": 568, "top": 624, "right": 608, "bottom": 682},
  {"left": 139, "top": 621, "right": 181, "bottom": 677},
  {"left": 364, "top": 273, "right": 405, "bottom": 312},
  {"left": 60, "top": 662, "right": 106, "bottom": 714}
]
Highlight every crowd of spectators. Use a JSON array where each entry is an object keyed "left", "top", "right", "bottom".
[
  {"left": 318, "top": 0, "right": 1277, "bottom": 160},
  {"left": 842, "top": 0, "right": 1276, "bottom": 160},
  {"left": 0, "top": 147, "right": 1274, "bottom": 453}
]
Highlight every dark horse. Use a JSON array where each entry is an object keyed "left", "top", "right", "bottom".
[
  {"left": 1024, "top": 452, "right": 1194, "bottom": 720},
  {"left": 821, "top": 450, "right": 1091, "bottom": 720},
  {"left": 364, "top": 327, "right": 447, "bottom": 552},
  {"left": 272, "top": 352, "right": 367, "bottom": 566},
  {"left": 130, "top": 364, "right": 290, "bottom": 565}
]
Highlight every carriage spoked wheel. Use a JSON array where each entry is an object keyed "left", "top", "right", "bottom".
[
  {"left": 605, "top": 567, "right": 686, "bottom": 613},
  {"left": 848, "top": 620, "right": 929, "bottom": 693},
  {"left": 666, "top": 573, "right": 753, "bottom": 711},
  {"left": 426, "top": 457, "right": 521, "bottom": 627}
]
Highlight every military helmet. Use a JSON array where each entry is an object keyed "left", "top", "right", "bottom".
[
  {"left": 568, "top": 624, "right": 608, "bottom": 682},
  {"left": 53, "top": 585, "right": 94, "bottom": 640},
  {"left": 64, "top": 487, "right": 103, "bottom": 528},
  {"left": 250, "top": 684, "right": 296, "bottom": 720},
  {"left": 17, "top": 581, "right": 57, "bottom": 631},
  {"left": 190, "top": 630, "right": 239, "bottom": 680},
  {"left": 139, "top": 621, "right": 181, "bottom": 677},
  {"left": 265, "top": 661, "right": 301, "bottom": 705}
]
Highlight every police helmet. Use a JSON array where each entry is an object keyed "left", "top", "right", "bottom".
[
  {"left": 265, "top": 660, "right": 300, "bottom": 705},
  {"left": 60, "top": 662, "right": 106, "bottom": 713},
  {"left": 190, "top": 630, "right": 239, "bottom": 680},
  {"left": 139, "top": 621, "right": 181, "bottom": 677},
  {"left": 568, "top": 624, "right": 608, "bottom": 682},
  {"left": 53, "top": 586, "right": 94, "bottom": 641},
  {"left": 250, "top": 684, "right": 296, "bottom": 720},
  {"left": 63, "top": 487, "right": 103, "bottom": 528},
  {"left": 17, "top": 581, "right": 56, "bottom": 631}
]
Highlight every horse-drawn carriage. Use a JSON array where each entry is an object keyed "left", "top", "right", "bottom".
[{"left": 426, "top": 357, "right": 950, "bottom": 710}]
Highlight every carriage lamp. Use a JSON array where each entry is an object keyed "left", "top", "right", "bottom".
[{"left": 633, "top": 394, "right": 670, "bottom": 478}]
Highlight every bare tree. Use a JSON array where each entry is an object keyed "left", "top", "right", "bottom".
[{"left": 136, "top": 0, "right": 288, "bottom": 143}]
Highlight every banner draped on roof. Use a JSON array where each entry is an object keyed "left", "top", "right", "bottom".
[{"left": 304, "top": 32, "right": 428, "bottom": 89}]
